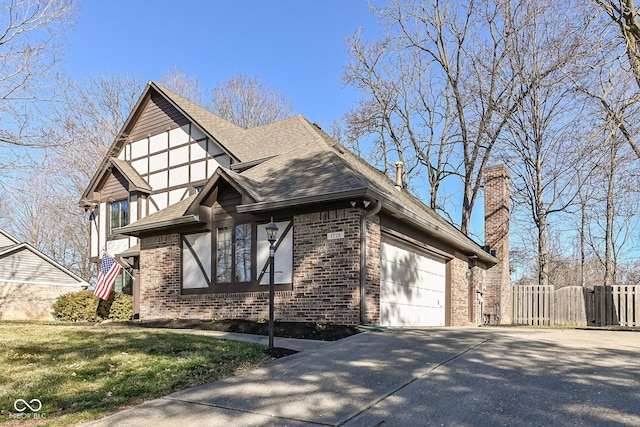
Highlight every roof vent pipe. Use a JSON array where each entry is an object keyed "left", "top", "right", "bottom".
[{"left": 395, "top": 161, "right": 404, "bottom": 188}]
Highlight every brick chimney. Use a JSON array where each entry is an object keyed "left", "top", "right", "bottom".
[{"left": 483, "top": 165, "right": 511, "bottom": 324}]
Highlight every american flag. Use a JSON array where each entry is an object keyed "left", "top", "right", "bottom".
[{"left": 94, "top": 253, "right": 122, "bottom": 300}]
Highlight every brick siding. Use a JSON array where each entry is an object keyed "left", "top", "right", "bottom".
[
  {"left": 137, "top": 186, "right": 510, "bottom": 327},
  {"left": 449, "top": 257, "right": 471, "bottom": 326},
  {"left": 138, "top": 208, "right": 372, "bottom": 325},
  {"left": 0, "top": 282, "right": 84, "bottom": 320},
  {"left": 484, "top": 165, "right": 512, "bottom": 324},
  {"left": 364, "top": 216, "right": 381, "bottom": 324}
]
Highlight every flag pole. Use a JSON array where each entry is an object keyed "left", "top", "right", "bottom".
[{"left": 101, "top": 250, "right": 135, "bottom": 281}]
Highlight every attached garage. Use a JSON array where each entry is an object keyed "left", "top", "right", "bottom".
[{"left": 380, "top": 237, "right": 448, "bottom": 326}]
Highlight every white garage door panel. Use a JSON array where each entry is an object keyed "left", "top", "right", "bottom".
[
  {"left": 381, "top": 260, "right": 444, "bottom": 289},
  {"left": 380, "top": 239, "right": 446, "bottom": 327},
  {"left": 380, "top": 277, "right": 444, "bottom": 306}
]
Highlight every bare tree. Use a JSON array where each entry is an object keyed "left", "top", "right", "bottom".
[
  {"left": 0, "top": 0, "right": 76, "bottom": 149},
  {"left": 1, "top": 74, "right": 145, "bottom": 279},
  {"left": 594, "top": 0, "right": 640, "bottom": 88},
  {"left": 342, "top": 27, "right": 458, "bottom": 213},
  {"left": 50, "top": 73, "right": 145, "bottom": 193},
  {"left": 209, "top": 72, "right": 294, "bottom": 129},
  {"left": 586, "top": 1, "right": 640, "bottom": 157},
  {"left": 500, "top": 0, "right": 592, "bottom": 287},
  {"left": 585, "top": 130, "right": 640, "bottom": 286},
  {"left": 343, "top": 0, "right": 560, "bottom": 234},
  {"left": 159, "top": 66, "right": 204, "bottom": 105}
]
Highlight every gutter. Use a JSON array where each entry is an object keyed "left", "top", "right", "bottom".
[
  {"left": 360, "top": 199, "right": 382, "bottom": 325},
  {"left": 382, "top": 198, "right": 497, "bottom": 265},
  {"left": 237, "top": 186, "right": 496, "bottom": 263},
  {"left": 236, "top": 188, "right": 371, "bottom": 213}
]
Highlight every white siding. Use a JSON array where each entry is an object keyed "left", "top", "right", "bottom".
[
  {"left": 169, "top": 145, "right": 189, "bottom": 166},
  {"left": 169, "top": 165, "right": 189, "bottom": 187},
  {"left": 191, "top": 141, "right": 207, "bottom": 160},
  {"left": 130, "top": 194, "right": 138, "bottom": 222},
  {"left": 168, "top": 188, "right": 187, "bottom": 205},
  {"left": 132, "top": 158, "right": 148, "bottom": 175},
  {"left": 182, "top": 232, "right": 211, "bottom": 289},
  {"left": 106, "top": 238, "right": 130, "bottom": 257},
  {"left": 149, "top": 132, "right": 168, "bottom": 154},
  {"left": 190, "top": 161, "right": 206, "bottom": 182},
  {"left": 130, "top": 139, "right": 148, "bottom": 159},
  {"left": 149, "top": 171, "right": 168, "bottom": 190},
  {"left": 149, "top": 152, "right": 167, "bottom": 172},
  {"left": 99, "top": 202, "right": 107, "bottom": 254},
  {"left": 90, "top": 208, "right": 99, "bottom": 258},
  {"left": 169, "top": 125, "right": 190, "bottom": 148},
  {"left": 191, "top": 126, "right": 205, "bottom": 141},
  {"left": 257, "top": 221, "right": 293, "bottom": 285}
]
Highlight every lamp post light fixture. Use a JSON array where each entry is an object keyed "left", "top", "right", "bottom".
[{"left": 265, "top": 218, "right": 278, "bottom": 349}]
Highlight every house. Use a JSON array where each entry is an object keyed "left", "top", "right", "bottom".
[
  {"left": 79, "top": 81, "right": 511, "bottom": 327},
  {"left": 0, "top": 229, "right": 89, "bottom": 320}
]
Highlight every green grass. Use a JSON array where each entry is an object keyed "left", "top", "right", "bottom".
[{"left": 0, "top": 321, "right": 271, "bottom": 426}]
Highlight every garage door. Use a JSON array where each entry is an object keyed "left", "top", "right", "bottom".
[{"left": 380, "top": 237, "right": 447, "bottom": 326}]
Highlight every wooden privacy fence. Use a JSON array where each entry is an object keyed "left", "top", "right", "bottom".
[{"left": 512, "top": 285, "right": 640, "bottom": 327}]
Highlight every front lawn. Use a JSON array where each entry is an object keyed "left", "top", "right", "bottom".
[{"left": 0, "top": 321, "right": 271, "bottom": 426}]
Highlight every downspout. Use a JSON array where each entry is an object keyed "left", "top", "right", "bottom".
[{"left": 360, "top": 199, "right": 382, "bottom": 325}]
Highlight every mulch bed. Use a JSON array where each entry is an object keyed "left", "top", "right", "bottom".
[
  {"left": 106, "top": 318, "right": 361, "bottom": 341},
  {"left": 90, "top": 319, "right": 361, "bottom": 358}
]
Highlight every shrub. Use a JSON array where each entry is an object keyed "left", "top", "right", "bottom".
[
  {"left": 53, "top": 290, "right": 101, "bottom": 322},
  {"left": 107, "top": 292, "right": 133, "bottom": 320},
  {"left": 53, "top": 291, "right": 133, "bottom": 322}
]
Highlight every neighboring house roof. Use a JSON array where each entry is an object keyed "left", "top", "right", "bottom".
[
  {"left": 0, "top": 229, "right": 20, "bottom": 250},
  {"left": 0, "top": 229, "right": 89, "bottom": 287}
]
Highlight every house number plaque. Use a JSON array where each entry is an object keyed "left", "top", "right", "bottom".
[{"left": 327, "top": 231, "right": 345, "bottom": 240}]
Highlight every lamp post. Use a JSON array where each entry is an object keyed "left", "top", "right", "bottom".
[{"left": 265, "top": 218, "right": 278, "bottom": 349}]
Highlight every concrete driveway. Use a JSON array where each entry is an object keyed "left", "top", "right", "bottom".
[{"left": 84, "top": 327, "right": 640, "bottom": 426}]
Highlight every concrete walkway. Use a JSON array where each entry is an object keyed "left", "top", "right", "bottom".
[{"left": 83, "top": 327, "right": 640, "bottom": 427}]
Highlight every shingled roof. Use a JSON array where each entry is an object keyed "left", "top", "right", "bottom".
[{"left": 108, "top": 81, "right": 496, "bottom": 263}]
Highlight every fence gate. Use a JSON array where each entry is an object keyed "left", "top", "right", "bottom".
[{"left": 512, "top": 285, "right": 640, "bottom": 327}]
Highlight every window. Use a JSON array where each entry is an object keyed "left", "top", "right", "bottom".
[
  {"left": 235, "top": 224, "right": 252, "bottom": 282},
  {"left": 109, "top": 200, "right": 129, "bottom": 234},
  {"left": 181, "top": 219, "right": 293, "bottom": 294},
  {"left": 114, "top": 270, "right": 133, "bottom": 295},
  {"left": 216, "top": 227, "right": 232, "bottom": 282},
  {"left": 216, "top": 223, "right": 252, "bottom": 283}
]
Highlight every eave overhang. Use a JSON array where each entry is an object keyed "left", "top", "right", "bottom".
[
  {"left": 114, "top": 215, "right": 202, "bottom": 237},
  {"left": 238, "top": 186, "right": 497, "bottom": 265},
  {"left": 380, "top": 196, "right": 498, "bottom": 265},
  {"left": 235, "top": 188, "right": 372, "bottom": 213}
]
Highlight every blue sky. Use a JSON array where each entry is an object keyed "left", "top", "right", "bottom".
[
  {"left": 62, "top": 1, "right": 486, "bottom": 241},
  {"left": 64, "top": 0, "right": 381, "bottom": 130}
]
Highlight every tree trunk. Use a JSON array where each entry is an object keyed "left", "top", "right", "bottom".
[{"left": 604, "top": 141, "right": 617, "bottom": 286}]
